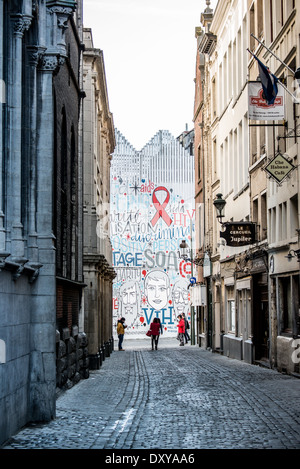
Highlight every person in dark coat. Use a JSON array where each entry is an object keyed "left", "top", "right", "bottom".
[
  {"left": 182, "top": 312, "right": 190, "bottom": 344},
  {"left": 149, "top": 317, "right": 161, "bottom": 350}
]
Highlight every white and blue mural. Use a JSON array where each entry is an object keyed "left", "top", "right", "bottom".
[{"left": 110, "top": 129, "right": 195, "bottom": 338}]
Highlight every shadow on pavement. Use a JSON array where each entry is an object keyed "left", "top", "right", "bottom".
[{"left": 114, "top": 337, "right": 195, "bottom": 350}]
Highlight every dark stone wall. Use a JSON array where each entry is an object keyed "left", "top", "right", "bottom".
[
  {"left": 53, "top": 28, "right": 80, "bottom": 281},
  {"left": 53, "top": 18, "right": 85, "bottom": 389},
  {"left": 56, "top": 329, "right": 89, "bottom": 391}
]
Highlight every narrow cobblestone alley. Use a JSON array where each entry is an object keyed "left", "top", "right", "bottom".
[{"left": 2, "top": 339, "right": 300, "bottom": 452}]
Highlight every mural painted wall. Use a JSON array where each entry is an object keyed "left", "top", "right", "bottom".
[{"left": 110, "top": 130, "right": 195, "bottom": 338}]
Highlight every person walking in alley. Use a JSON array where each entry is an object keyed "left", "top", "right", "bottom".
[
  {"left": 176, "top": 314, "right": 185, "bottom": 346},
  {"left": 182, "top": 313, "right": 190, "bottom": 344},
  {"left": 149, "top": 317, "right": 161, "bottom": 350},
  {"left": 157, "top": 317, "right": 163, "bottom": 335},
  {"left": 117, "top": 317, "right": 127, "bottom": 351}
]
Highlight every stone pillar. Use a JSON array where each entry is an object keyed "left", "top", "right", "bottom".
[
  {"left": 28, "top": 52, "right": 60, "bottom": 422},
  {"left": 26, "top": 45, "right": 46, "bottom": 264},
  {"left": 99, "top": 262, "right": 106, "bottom": 359},
  {"left": 83, "top": 255, "right": 103, "bottom": 369},
  {"left": 107, "top": 267, "right": 116, "bottom": 351},
  {"left": 0, "top": 0, "right": 5, "bottom": 252},
  {"left": 7, "top": 13, "right": 32, "bottom": 259}
]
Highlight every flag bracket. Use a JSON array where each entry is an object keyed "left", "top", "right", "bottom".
[
  {"left": 277, "top": 133, "right": 300, "bottom": 140},
  {"left": 248, "top": 124, "right": 286, "bottom": 127},
  {"left": 277, "top": 125, "right": 300, "bottom": 140}
]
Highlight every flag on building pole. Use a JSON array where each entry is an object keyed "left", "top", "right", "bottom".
[{"left": 248, "top": 49, "right": 279, "bottom": 105}]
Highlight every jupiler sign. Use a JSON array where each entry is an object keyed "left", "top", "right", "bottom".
[{"left": 220, "top": 222, "right": 256, "bottom": 247}]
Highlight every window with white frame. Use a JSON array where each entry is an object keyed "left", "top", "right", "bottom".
[
  {"left": 226, "top": 285, "right": 235, "bottom": 333},
  {"left": 237, "top": 288, "right": 251, "bottom": 338}
]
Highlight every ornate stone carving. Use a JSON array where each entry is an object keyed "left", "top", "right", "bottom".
[
  {"left": 47, "top": 5, "right": 74, "bottom": 52},
  {"left": 38, "top": 53, "right": 60, "bottom": 72},
  {"left": 27, "top": 46, "right": 47, "bottom": 67},
  {"left": 11, "top": 14, "right": 32, "bottom": 38},
  {"left": 0, "top": 253, "right": 10, "bottom": 272},
  {"left": 46, "top": 0, "right": 77, "bottom": 8},
  {"left": 49, "top": 6, "right": 74, "bottom": 15},
  {"left": 48, "top": 6, "right": 73, "bottom": 31}
]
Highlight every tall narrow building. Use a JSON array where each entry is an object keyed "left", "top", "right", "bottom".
[{"left": 82, "top": 28, "right": 116, "bottom": 369}]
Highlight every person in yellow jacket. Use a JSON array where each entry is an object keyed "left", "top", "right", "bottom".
[{"left": 117, "top": 317, "right": 127, "bottom": 351}]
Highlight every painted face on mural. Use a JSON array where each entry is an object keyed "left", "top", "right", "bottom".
[
  {"left": 172, "top": 279, "right": 189, "bottom": 316},
  {"left": 145, "top": 270, "right": 170, "bottom": 310},
  {"left": 119, "top": 280, "right": 141, "bottom": 326}
]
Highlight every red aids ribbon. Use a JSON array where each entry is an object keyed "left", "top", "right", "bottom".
[{"left": 151, "top": 186, "right": 173, "bottom": 227}]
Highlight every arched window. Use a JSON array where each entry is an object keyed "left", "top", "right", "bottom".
[
  {"left": 70, "top": 125, "right": 78, "bottom": 278},
  {"left": 61, "top": 107, "right": 69, "bottom": 278}
]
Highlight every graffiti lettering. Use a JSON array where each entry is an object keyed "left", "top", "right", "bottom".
[
  {"left": 111, "top": 175, "right": 195, "bottom": 338},
  {"left": 140, "top": 180, "right": 155, "bottom": 192},
  {"left": 115, "top": 268, "right": 142, "bottom": 283},
  {"left": 179, "top": 259, "right": 192, "bottom": 278},
  {"left": 113, "top": 251, "right": 143, "bottom": 267},
  {"left": 142, "top": 307, "right": 175, "bottom": 325}
]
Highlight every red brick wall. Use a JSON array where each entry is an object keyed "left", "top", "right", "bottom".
[{"left": 56, "top": 281, "right": 80, "bottom": 333}]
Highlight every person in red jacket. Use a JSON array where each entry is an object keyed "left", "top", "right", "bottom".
[
  {"left": 176, "top": 314, "right": 185, "bottom": 346},
  {"left": 149, "top": 317, "right": 161, "bottom": 350}
]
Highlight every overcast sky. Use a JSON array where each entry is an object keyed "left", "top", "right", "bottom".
[{"left": 83, "top": 0, "right": 218, "bottom": 150}]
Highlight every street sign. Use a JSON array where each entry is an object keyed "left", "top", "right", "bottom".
[
  {"left": 264, "top": 152, "right": 295, "bottom": 184},
  {"left": 248, "top": 81, "right": 285, "bottom": 121},
  {"left": 220, "top": 222, "right": 256, "bottom": 247}
]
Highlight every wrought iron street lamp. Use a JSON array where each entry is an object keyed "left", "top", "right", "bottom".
[
  {"left": 179, "top": 239, "right": 189, "bottom": 260},
  {"left": 179, "top": 240, "right": 205, "bottom": 266},
  {"left": 285, "top": 249, "right": 300, "bottom": 262},
  {"left": 213, "top": 193, "right": 227, "bottom": 224}
]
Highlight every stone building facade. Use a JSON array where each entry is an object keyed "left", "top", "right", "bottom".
[
  {"left": 258, "top": 0, "right": 300, "bottom": 374},
  {"left": 0, "top": 0, "right": 116, "bottom": 446},
  {"left": 194, "top": 0, "right": 300, "bottom": 376},
  {"left": 53, "top": 1, "right": 88, "bottom": 391},
  {"left": 82, "top": 28, "right": 116, "bottom": 369},
  {"left": 193, "top": 4, "right": 215, "bottom": 350},
  {"left": 196, "top": 0, "right": 252, "bottom": 360},
  {"left": 0, "top": 0, "right": 80, "bottom": 445}
]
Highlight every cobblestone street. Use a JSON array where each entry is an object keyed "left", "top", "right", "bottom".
[{"left": 2, "top": 338, "right": 300, "bottom": 451}]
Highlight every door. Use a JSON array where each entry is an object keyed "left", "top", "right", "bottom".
[{"left": 253, "top": 275, "right": 269, "bottom": 361}]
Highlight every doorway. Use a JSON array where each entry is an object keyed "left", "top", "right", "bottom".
[{"left": 253, "top": 274, "right": 269, "bottom": 362}]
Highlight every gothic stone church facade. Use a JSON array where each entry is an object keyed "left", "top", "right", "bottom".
[{"left": 0, "top": 0, "right": 111, "bottom": 445}]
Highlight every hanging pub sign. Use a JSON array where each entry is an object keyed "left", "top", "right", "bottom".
[
  {"left": 264, "top": 152, "right": 295, "bottom": 184},
  {"left": 248, "top": 81, "right": 285, "bottom": 121},
  {"left": 220, "top": 222, "right": 256, "bottom": 247}
]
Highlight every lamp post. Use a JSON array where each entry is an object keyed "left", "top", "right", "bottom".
[
  {"left": 179, "top": 238, "right": 195, "bottom": 345},
  {"left": 285, "top": 249, "right": 300, "bottom": 262},
  {"left": 213, "top": 193, "right": 227, "bottom": 224}
]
